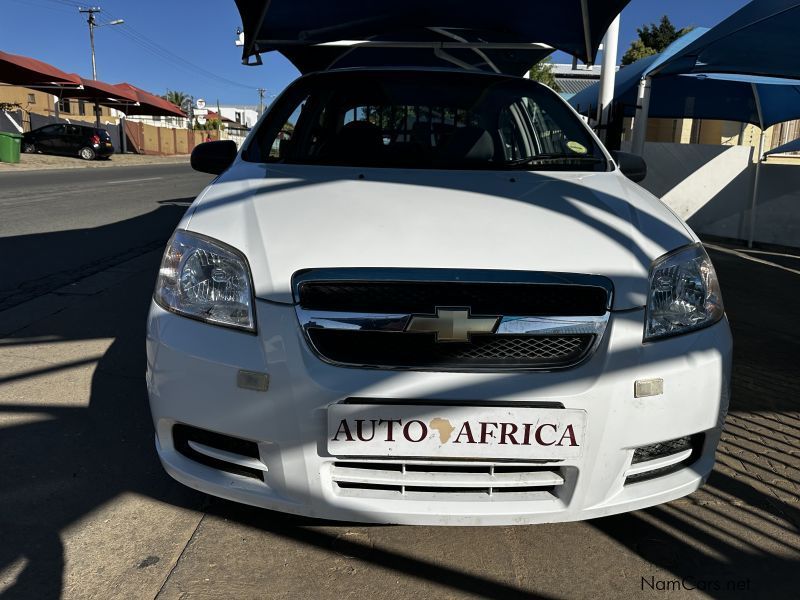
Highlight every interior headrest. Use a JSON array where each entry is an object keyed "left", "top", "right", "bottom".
[{"left": 439, "top": 126, "right": 495, "bottom": 164}]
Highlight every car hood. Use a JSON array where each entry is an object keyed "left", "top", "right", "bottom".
[{"left": 185, "top": 161, "right": 695, "bottom": 310}]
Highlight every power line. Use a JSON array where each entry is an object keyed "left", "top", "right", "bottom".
[
  {"left": 109, "top": 24, "right": 254, "bottom": 90},
  {"left": 92, "top": 5, "right": 255, "bottom": 91},
  {"left": 30, "top": 0, "right": 255, "bottom": 90},
  {"left": 6, "top": 0, "right": 79, "bottom": 15}
]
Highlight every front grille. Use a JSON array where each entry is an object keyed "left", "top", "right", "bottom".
[
  {"left": 299, "top": 280, "right": 609, "bottom": 316},
  {"left": 308, "top": 330, "right": 594, "bottom": 369},
  {"left": 330, "top": 460, "right": 566, "bottom": 501},
  {"left": 294, "top": 269, "right": 612, "bottom": 371}
]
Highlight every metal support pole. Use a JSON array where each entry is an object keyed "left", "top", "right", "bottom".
[
  {"left": 749, "top": 133, "right": 765, "bottom": 248},
  {"left": 120, "top": 115, "right": 127, "bottom": 153},
  {"left": 748, "top": 83, "right": 766, "bottom": 248},
  {"left": 631, "top": 76, "right": 652, "bottom": 156},
  {"left": 596, "top": 15, "right": 620, "bottom": 144},
  {"left": 579, "top": 0, "right": 593, "bottom": 65}
]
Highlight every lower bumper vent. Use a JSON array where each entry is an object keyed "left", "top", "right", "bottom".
[
  {"left": 173, "top": 424, "right": 266, "bottom": 481},
  {"left": 331, "top": 461, "right": 565, "bottom": 501},
  {"left": 625, "top": 433, "right": 705, "bottom": 485}
]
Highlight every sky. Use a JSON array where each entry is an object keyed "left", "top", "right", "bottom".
[{"left": 0, "top": 0, "right": 752, "bottom": 107}]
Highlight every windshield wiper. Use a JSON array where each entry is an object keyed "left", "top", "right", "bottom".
[{"left": 505, "top": 154, "right": 607, "bottom": 168}]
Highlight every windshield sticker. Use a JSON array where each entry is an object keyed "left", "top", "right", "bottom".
[{"left": 567, "top": 141, "right": 588, "bottom": 154}]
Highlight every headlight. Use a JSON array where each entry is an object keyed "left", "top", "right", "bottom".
[
  {"left": 154, "top": 230, "right": 255, "bottom": 332},
  {"left": 645, "top": 243, "right": 724, "bottom": 341}
]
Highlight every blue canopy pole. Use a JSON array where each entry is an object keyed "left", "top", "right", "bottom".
[
  {"left": 749, "top": 82, "right": 766, "bottom": 248},
  {"left": 630, "top": 76, "right": 652, "bottom": 155}
]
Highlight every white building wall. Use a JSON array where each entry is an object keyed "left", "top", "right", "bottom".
[
  {"left": 218, "top": 106, "right": 258, "bottom": 128},
  {"left": 639, "top": 142, "right": 800, "bottom": 248},
  {"left": 125, "top": 115, "right": 189, "bottom": 129}
]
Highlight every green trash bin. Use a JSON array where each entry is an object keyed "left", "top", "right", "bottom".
[{"left": 0, "top": 132, "right": 22, "bottom": 164}]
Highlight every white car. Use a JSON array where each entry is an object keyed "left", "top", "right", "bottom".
[{"left": 147, "top": 68, "right": 731, "bottom": 525}]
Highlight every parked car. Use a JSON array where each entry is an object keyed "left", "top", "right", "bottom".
[
  {"left": 147, "top": 68, "right": 732, "bottom": 525},
  {"left": 22, "top": 123, "right": 114, "bottom": 160}
]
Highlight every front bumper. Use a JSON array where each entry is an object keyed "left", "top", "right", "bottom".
[{"left": 146, "top": 300, "right": 732, "bottom": 525}]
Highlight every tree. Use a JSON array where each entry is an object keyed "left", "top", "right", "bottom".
[
  {"left": 164, "top": 89, "right": 190, "bottom": 108},
  {"left": 621, "top": 15, "right": 694, "bottom": 65},
  {"left": 528, "top": 57, "right": 561, "bottom": 92}
]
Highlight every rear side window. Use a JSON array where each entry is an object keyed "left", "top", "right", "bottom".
[{"left": 247, "top": 72, "right": 607, "bottom": 172}]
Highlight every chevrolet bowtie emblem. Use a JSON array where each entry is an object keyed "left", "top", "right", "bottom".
[{"left": 405, "top": 308, "right": 499, "bottom": 343}]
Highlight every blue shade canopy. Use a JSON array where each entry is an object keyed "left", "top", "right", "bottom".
[
  {"left": 651, "top": 0, "right": 800, "bottom": 80},
  {"left": 568, "top": 29, "right": 709, "bottom": 116},
  {"left": 764, "top": 136, "right": 800, "bottom": 157},
  {"left": 234, "top": 0, "right": 630, "bottom": 73},
  {"left": 568, "top": 29, "right": 800, "bottom": 129}
]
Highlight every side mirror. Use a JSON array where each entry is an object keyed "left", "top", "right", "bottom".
[
  {"left": 612, "top": 151, "right": 647, "bottom": 183},
  {"left": 191, "top": 140, "right": 238, "bottom": 175}
]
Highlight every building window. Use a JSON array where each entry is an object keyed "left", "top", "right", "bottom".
[
  {"left": 58, "top": 98, "right": 71, "bottom": 114},
  {"left": 27, "top": 93, "right": 36, "bottom": 104},
  {"left": 78, "top": 100, "right": 87, "bottom": 116}
]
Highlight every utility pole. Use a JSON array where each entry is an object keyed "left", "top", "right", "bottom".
[
  {"left": 79, "top": 7, "right": 101, "bottom": 127},
  {"left": 79, "top": 7, "right": 100, "bottom": 79},
  {"left": 78, "top": 6, "right": 124, "bottom": 127},
  {"left": 257, "top": 88, "right": 266, "bottom": 118}
]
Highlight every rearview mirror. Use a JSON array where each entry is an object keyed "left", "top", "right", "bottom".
[
  {"left": 612, "top": 151, "right": 647, "bottom": 183},
  {"left": 191, "top": 140, "right": 238, "bottom": 175}
]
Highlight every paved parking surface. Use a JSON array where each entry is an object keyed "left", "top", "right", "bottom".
[{"left": 0, "top": 191, "right": 798, "bottom": 597}]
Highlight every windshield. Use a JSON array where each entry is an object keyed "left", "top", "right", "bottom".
[{"left": 245, "top": 71, "right": 610, "bottom": 172}]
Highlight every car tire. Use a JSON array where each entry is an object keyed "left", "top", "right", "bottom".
[
  {"left": 79, "top": 147, "right": 96, "bottom": 160},
  {"left": 23, "top": 143, "right": 36, "bottom": 153}
]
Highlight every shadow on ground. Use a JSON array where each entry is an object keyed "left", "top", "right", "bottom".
[{"left": 0, "top": 213, "right": 798, "bottom": 598}]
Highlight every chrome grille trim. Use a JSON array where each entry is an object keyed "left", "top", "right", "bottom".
[
  {"left": 296, "top": 310, "right": 608, "bottom": 336},
  {"left": 292, "top": 268, "right": 613, "bottom": 371}
]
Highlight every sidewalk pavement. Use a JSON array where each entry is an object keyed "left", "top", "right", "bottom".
[
  {"left": 0, "top": 242, "right": 798, "bottom": 599},
  {"left": 0, "top": 152, "right": 190, "bottom": 172}
]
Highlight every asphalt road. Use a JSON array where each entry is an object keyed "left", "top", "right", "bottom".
[{"left": 0, "top": 164, "right": 212, "bottom": 310}]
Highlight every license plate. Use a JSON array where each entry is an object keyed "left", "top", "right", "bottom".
[{"left": 327, "top": 404, "right": 586, "bottom": 460}]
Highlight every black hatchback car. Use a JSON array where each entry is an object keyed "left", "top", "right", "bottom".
[{"left": 22, "top": 124, "right": 115, "bottom": 160}]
